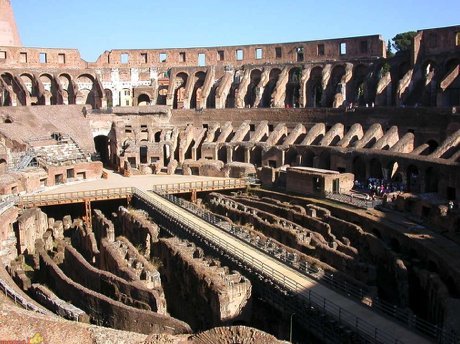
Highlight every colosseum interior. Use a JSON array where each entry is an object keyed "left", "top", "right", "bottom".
[{"left": 0, "top": 1, "right": 460, "bottom": 343}]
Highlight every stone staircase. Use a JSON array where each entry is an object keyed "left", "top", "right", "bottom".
[{"left": 32, "top": 136, "right": 91, "bottom": 166}]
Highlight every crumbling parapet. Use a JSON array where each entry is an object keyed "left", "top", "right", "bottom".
[{"left": 155, "top": 237, "right": 252, "bottom": 330}]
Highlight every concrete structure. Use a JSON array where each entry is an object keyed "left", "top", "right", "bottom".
[
  {"left": 0, "top": 2, "right": 459, "bottom": 343},
  {"left": 285, "top": 166, "right": 354, "bottom": 196}
]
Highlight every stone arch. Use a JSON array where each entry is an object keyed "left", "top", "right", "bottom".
[
  {"left": 140, "top": 145, "right": 148, "bottom": 164},
  {"left": 369, "top": 158, "right": 383, "bottom": 179},
  {"left": 2, "top": 73, "right": 27, "bottom": 105},
  {"left": 20, "top": 73, "right": 38, "bottom": 98},
  {"left": 249, "top": 145, "right": 263, "bottom": 166},
  {"left": 173, "top": 72, "right": 188, "bottom": 109},
  {"left": 94, "top": 135, "right": 110, "bottom": 165},
  {"left": 352, "top": 156, "right": 366, "bottom": 182},
  {"left": 327, "top": 64, "right": 346, "bottom": 107},
  {"left": 301, "top": 149, "right": 315, "bottom": 167},
  {"left": 407, "top": 165, "right": 420, "bottom": 193},
  {"left": 261, "top": 68, "right": 281, "bottom": 107},
  {"left": 350, "top": 64, "right": 368, "bottom": 106},
  {"left": 76, "top": 74, "right": 96, "bottom": 106},
  {"left": 244, "top": 69, "right": 262, "bottom": 108},
  {"left": 425, "top": 167, "right": 439, "bottom": 193},
  {"left": 39, "top": 73, "right": 58, "bottom": 105},
  {"left": 443, "top": 58, "right": 460, "bottom": 106},
  {"left": 104, "top": 89, "right": 113, "bottom": 108},
  {"left": 59, "top": 74, "right": 75, "bottom": 104},
  {"left": 317, "top": 150, "right": 330, "bottom": 170},
  {"left": 191, "top": 71, "right": 206, "bottom": 109},
  {"left": 426, "top": 139, "right": 439, "bottom": 155},
  {"left": 0, "top": 158, "right": 7, "bottom": 174},
  {"left": 285, "top": 147, "right": 298, "bottom": 166},
  {"left": 306, "top": 66, "right": 323, "bottom": 108},
  {"left": 285, "top": 67, "right": 301, "bottom": 107},
  {"left": 138, "top": 94, "right": 151, "bottom": 106}
]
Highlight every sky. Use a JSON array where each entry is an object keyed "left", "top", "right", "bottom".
[{"left": 12, "top": 0, "right": 460, "bottom": 62}]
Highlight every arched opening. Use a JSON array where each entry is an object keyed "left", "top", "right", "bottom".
[
  {"left": 138, "top": 94, "right": 151, "bottom": 106},
  {"left": 1, "top": 73, "right": 25, "bottom": 105},
  {"left": 104, "top": 89, "right": 113, "bottom": 108},
  {"left": 20, "top": 73, "right": 38, "bottom": 102},
  {"left": 261, "top": 68, "right": 281, "bottom": 107},
  {"left": 59, "top": 74, "right": 75, "bottom": 104},
  {"left": 190, "top": 72, "right": 206, "bottom": 109},
  {"left": 225, "top": 82, "right": 238, "bottom": 109},
  {"left": 407, "top": 165, "right": 420, "bottom": 193},
  {"left": 0, "top": 159, "right": 7, "bottom": 174},
  {"left": 424, "top": 167, "right": 439, "bottom": 193},
  {"left": 154, "top": 131, "right": 162, "bottom": 143},
  {"left": 94, "top": 135, "right": 110, "bottom": 165},
  {"left": 327, "top": 65, "right": 346, "bottom": 107},
  {"left": 76, "top": 74, "right": 97, "bottom": 107},
  {"left": 369, "top": 158, "right": 383, "bottom": 179},
  {"left": 233, "top": 146, "right": 245, "bottom": 163},
  {"left": 389, "top": 237, "right": 401, "bottom": 253},
  {"left": 285, "top": 148, "right": 298, "bottom": 166},
  {"left": 306, "top": 66, "right": 323, "bottom": 108},
  {"left": 285, "top": 68, "right": 301, "bottom": 108},
  {"left": 302, "top": 150, "right": 315, "bottom": 167},
  {"left": 157, "top": 86, "right": 168, "bottom": 105},
  {"left": 443, "top": 58, "right": 460, "bottom": 106},
  {"left": 184, "top": 140, "right": 194, "bottom": 160},
  {"left": 206, "top": 83, "right": 218, "bottom": 109},
  {"left": 352, "top": 156, "right": 366, "bottom": 182},
  {"left": 317, "top": 151, "right": 331, "bottom": 170},
  {"left": 40, "top": 74, "right": 58, "bottom": 105},
  {"left": 244, "top": 69, "right": 262, "bottom": 108},
  {"left": 350, "top": 64, "right": 368, "bottom": 106},
  {"left": 140, "top": 146, "right": 148, "bottom": 164},
  {"left": 250, "top": 146, "right": 262, "bottom": 167},
  {"left": 173, "top": 72, "right": 188, "bottom": 109}
]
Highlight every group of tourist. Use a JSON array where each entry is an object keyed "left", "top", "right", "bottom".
[{"left": 353, "top": 178, "right": 407, "bottom": 197}]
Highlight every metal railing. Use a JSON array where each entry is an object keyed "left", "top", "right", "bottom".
[
  {"left": 133, "top": 188, "right": 405, "bottom": 344},
  {"left": 155, "top": 191, "right": 459, "bottom": 343},
  {"left": 151, "top": 179, "right": 248, "bottom": 194},
  {"left": 0, "top": 195, "right": 19, "bottom": 214},
  {"left": 325, "top": 191, "right": 383, "bottom": 209},
  {"left": 18, "top": 187, "right": 134, "bottom": 207},
  {"left": 0, "top": 278, "right": 47, "bottom": 314}
]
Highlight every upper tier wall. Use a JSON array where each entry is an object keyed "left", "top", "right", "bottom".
[{"left": 0, "top": 35, "right": 385, "bottom": 69}]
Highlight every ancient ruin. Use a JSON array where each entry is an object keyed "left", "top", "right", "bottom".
[{"left": 0, "top": 0, "right": 459, "bottom": 342}]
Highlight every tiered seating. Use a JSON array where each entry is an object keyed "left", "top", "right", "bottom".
[{"left": 33, "top": 142, "right": 91, "bottom": 166}]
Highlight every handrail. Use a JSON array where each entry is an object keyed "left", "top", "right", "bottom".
[
  {"left": 151, "top": 179, "right": 248, "bottom": 194},
  {"left": 324, "top": 191, "right": 383, "bottom": 209},
  {"left": 133, "top": 188, "right": 405, "bottom": 344},
  {"left": 18, "top": 187, "right": 134, "bottom": 206},
  {"left": 0, "top": 278, "right": 47, "bottom": 314},
  {"left": 154, "top": 191, "right": 458, "bottom": 344}
]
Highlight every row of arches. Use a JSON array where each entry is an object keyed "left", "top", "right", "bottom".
[
  {"left": 170, "top": 63, "right": 372, "bottom": 109},
  {"left": 0, "top": 72, "right": 102, "bottom": 108}
]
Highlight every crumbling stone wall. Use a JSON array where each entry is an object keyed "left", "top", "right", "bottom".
[
  {"left": 16, "top": 208, "right": 48, "bottom": 255},
  {"left": 37, "top": 248, "right": 191, "bottom": 335},
  {"left": 59, "top": 241, "right": 166, "bottom": 314},
  {"left": 0, "top": 206, "right": 18, "bottom": 265},
  {"left": 114, "top": 206, "right": 159, "bottom": 250},
  {"left": 29, "top": 283, "right": 90, "bottom": 322},
  {"left": 155, "top": 238, "right": 252, "bottom": 331}
]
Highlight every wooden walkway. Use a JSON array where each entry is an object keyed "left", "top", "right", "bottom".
[{"left": 139, "top": 189, "right": 431, "bottom": 344}]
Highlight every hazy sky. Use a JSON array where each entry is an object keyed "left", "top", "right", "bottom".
[{"left": 12, "top": 0, "right": 460, "bottom": 62}]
